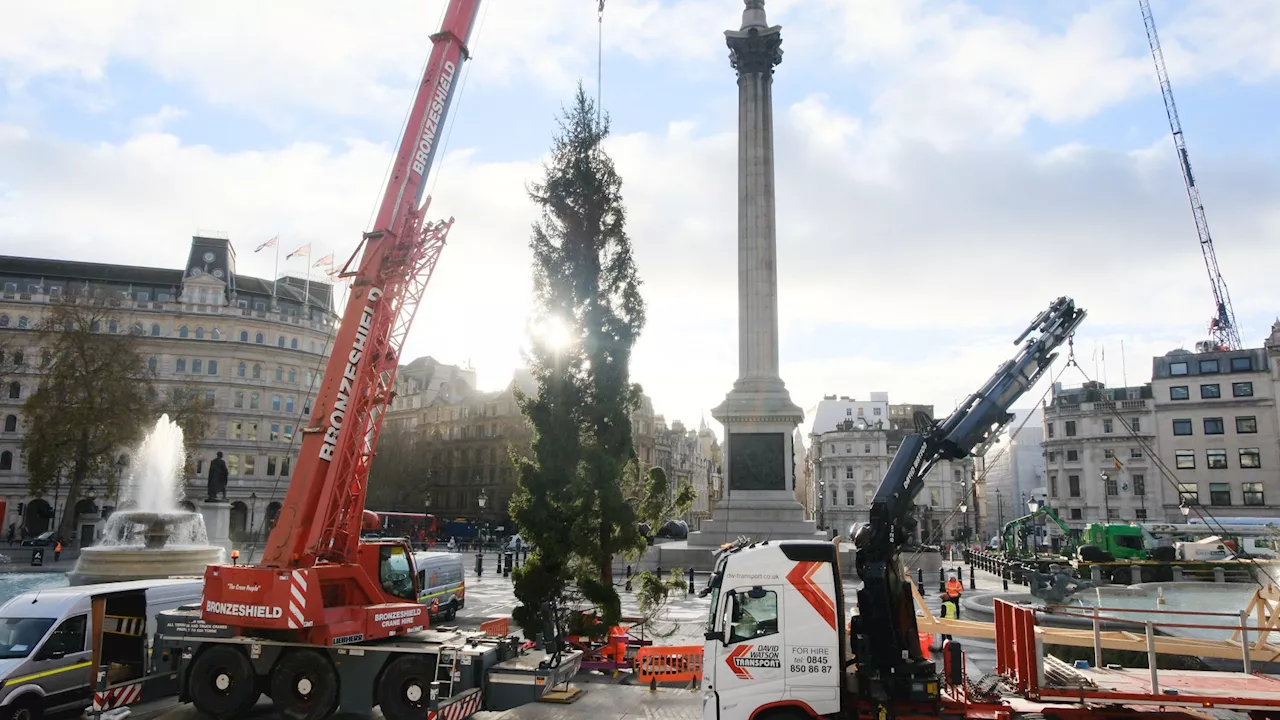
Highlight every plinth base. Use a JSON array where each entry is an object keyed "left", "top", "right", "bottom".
[{"left": 686, "top": 491, "right": 825, "bottom": 547}]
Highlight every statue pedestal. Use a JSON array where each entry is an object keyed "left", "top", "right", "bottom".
[{"left": 198, "top": 501, "right": 233, "bottom": 556}]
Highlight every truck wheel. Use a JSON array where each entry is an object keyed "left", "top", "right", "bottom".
[
  {"left": 271, "top": 649, "right": 339, "bottom": 720},
  {"left": 376, "top": 656, "right": 436, "bottom": 720},
  {"left": 188, "top": 645, "right": 258, "bottom": 720},
  {"left": 1, "top": 695, "right": 41, "bottom": 720}
]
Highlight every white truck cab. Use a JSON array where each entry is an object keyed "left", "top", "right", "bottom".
[{"left": 700, "top": 540, "right": 848, "bottom": 720}]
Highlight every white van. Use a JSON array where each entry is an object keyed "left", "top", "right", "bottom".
[
  {"left": 412, "top": 552, "right": 465, "bottom": 621},
  {"left": 0, "top": 579, "right": 203, "bottom": 720}
]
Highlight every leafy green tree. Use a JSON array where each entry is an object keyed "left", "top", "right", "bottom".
[
  {"left": 21, "top": 302, "right": 154, "bottom": 537},
  {"left": 510, "top": 84, "right": 650, "bottom": 636}
]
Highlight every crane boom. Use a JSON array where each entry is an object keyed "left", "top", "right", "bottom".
[
  {"left": 1139, "top": 0, "right": 1242, "bottom": 351},
  {"left": 200, "top": 0, "right": 483, "bottom": 645}
]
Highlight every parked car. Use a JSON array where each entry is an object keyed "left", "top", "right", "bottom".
[{"left": 21, "top": 531, "right": 56, "bottom": 547}]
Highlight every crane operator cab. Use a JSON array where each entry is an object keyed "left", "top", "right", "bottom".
[{"left": 352, "top": 540, "right": 420, "bottom": 604}]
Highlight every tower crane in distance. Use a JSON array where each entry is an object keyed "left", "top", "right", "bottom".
[{"left": 1139, "top": 0, "right": 1242, "bottom": 351}]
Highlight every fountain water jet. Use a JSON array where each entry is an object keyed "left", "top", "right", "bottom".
[{"left": 70, "top": 415, "right": 226, "bottom": 585}]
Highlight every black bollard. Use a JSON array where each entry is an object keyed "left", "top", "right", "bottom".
[
  {"left": 475, "top": 554, "right": 483, "bottom": 577},
  {"left": 917, "top": 567, "right": 923, "bottom": 586},
  {"left": 687, "top": 567, "right": 695, "bottom": 594},
  {"left": 1002, "top": 567, "right": 1009, "bottom": 591},
  {"left": 503, "top": 552, "right": 513, "bottom": 577},
  {"left": 657, "top": 566, "right": 663, "bottom": 579},
  {"left": 938, "top": 567, "right": 945, "bottom": 592},
  {"left": 627, "top": 565, "right": 633, "bottom": 578},
  {"left": 625, "top": 576, "right": 632, "bottom": 592},
  {"left": 969, "top": 567, "right": 976, "bottom": 591},
  {"left": 496, "top": 552, "right": 502, "bottom": 573},
  {"left": 957, "top": 566, "right": 964, "bottom": 583}
]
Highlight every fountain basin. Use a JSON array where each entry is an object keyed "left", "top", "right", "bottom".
[{"left": 69, "top": 544, "right": 224, "bottom": 586}]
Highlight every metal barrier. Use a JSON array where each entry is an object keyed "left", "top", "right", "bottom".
[
  {"left": 479, "top": 617, "right": 510, "bottom": 637},
  {"left": 634, "top": 645, "right": 703, "bottom": 686}
]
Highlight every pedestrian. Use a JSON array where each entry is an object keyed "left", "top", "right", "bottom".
[
  {"left": 6, "top": 524, "right": 13, "bottom": 546},
  {"left": 938, "top": 592, "right": 957, "bottom": 645},
  {"left": 54, "top": 538, "right": 63, "bottom": 562}
]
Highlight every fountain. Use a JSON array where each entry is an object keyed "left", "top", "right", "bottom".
[{"left": 69, "top": 415, "right": 226, "bottom": 585}]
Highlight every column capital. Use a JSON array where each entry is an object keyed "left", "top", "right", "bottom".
[{"left": 726, "top": 27, "right": 782, "bottom": 77}]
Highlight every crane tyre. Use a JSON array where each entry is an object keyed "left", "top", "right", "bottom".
[
  {"left": 1149, "top": 546, "right": 1176, "bottom": 562},
  {"left": 270, "top": 649, "right": 339, "bottom": 720},
  {"left": 188, "top": 645, "right": 258, "bottom": 720},
  {"left": 375, "top": 655, "right": 436, "bottom": 720}
]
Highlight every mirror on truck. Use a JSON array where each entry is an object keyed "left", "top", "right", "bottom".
[{"left": 747, "top": 586, "right": 767, "bottom": 599}]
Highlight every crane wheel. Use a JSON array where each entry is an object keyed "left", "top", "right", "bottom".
[
  {"left": 376, "top": 656, "right": 436, "bottom": 720},
  {"left": 270, "top": 649, "right": 339, "bottom": 720},
  {"left": 188, "top": 645, "right": 259, "bottom": 720}
]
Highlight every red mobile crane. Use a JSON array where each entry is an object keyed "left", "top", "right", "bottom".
[{"left": 201, "top": 0, "right": 479, "bottom": 645}]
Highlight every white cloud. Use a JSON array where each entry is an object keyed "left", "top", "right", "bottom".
[{"left": 131, "top": 105, "right": 187, "bottom": 134}]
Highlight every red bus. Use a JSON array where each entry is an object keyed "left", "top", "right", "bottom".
[{"left": 365, "top": 511, "right": 437, "bottom": 541}]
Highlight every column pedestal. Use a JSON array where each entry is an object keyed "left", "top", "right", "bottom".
[{"left": 198, "top": 500, "right": 233, "bottom": 556}]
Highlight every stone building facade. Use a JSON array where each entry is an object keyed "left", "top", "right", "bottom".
[
  {"left": 1041, "top": 382, "right": 1157, "bottom": 535},
  {"left": 650, "top": 417, "right": 721, "bottom": 528},
  {"left": 0, "top": 238, "right": 335, "bottom": 543}
]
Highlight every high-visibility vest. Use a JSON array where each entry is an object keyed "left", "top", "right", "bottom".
[
  {"left": 946, "top": 578, "right": 962, "bottom": 597},
  {"left": 940, "top": 599, "right": 957, "bottom": 619}
]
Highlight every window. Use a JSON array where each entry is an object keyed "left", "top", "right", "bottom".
[
  {"left": 285, "top": 397, "right": 295, "bottom": 413},
  {"left": 845, "top": 466, "right": 853, "bottom": 479},
  {"left": 1207, "top": 449, "right": 1228, "bottom": 469},
  {"left": 204, "top": 390, "right": 215, "bottom": 408},
  {"left": 309, "top": 341, "right": 316, "bottom": 353},
  {"left": 237, "top": 361, "right": 246, "bottom": 378},
  {"left": 303, "top": 400, "right": 311, "bottom": 415},
  {"left": 250, "top": 392, "right": 260, "bottom": 410},
  {"left": 1129, "top": 417, "right": 1141, "bottom": 432},
  {"left": 240, "top": 331, "right": 249, "bottom": 342},
  {"left": 0, "top": 315, "right": 7, "bottom": 328},
  {"left": 1170, "top": 386, "right": 1189, "bottom": 400},
  {"left": 191, "top": 359, "right": 202, "bottom": 374},
  {"left": 1103, "top": 449, "right": 1114, "bottom": 459},
  {"left": 246, "top": 423, "right": 258, "bottom": 441},
  {"left": 1133, "top": 474, "right": 1145, "bottom": 496},
  {"left": 857, "top": 407, "right": 864, "bottom": 417},
  {"left": 1200, "top": 384, "right": 1220, "bottom": 399},
  {"left": 1135, "top": 508, "right": 1148, "bottom": 520},
  {"left": 1068, "top": 475, "right": 1080, "bottom": 497},
  {"left": 132, "top": 322, "right": 144, "bottom": 336},
  {"left": 281, "top": 457, "right": 290, "bottom": 476},
  {"left": 1239, "top": 448, "right": 1261, "bottom": 469},
  {"left": 38, "top": 614, "right": 86, "bottom": 659},
  {"left": 1103, "top": 419, "right": 1113, "bottom": 434},
  {"left": 148, "top": 357, "right": 158, "bottom": 373},
  {"left": 212, "top": 328, "right": 221, "bottom": 340},
  {"left": 863, "top": 443, "right": 871, "bottom": 454},
  {"left": 1070, "top": 508, "right": 1082, "bottom": 520},
  {"left": 1232, "top": 382, "right": 1253, "bottom": 398},
  {"left": 252, "top": 364, "right": 261, "bottom": 380},
  {"left": 1046, "top": 423, "right": 1054, "bottom": 438},
  {"left": 1203, "top": 417, "right": 1224, "bottom": 435},
  {"left": 288, "top": 368, "right": 296, "bottom": 384},
  {"left": 271, "top": 424, "right": 280, "bottom": 442},
  {"left": 272, "top": 395, "right": 282, "bottom": 412},
  {"left": 7, "top": 382, "right": 19, "bottom": 399},
  {"left": 1107, "top": 508, "right": 1120, "bottom": 521},
  {"left": 1199, "top": 359, "right": 1220, "bottom": 374},
  {"left": 107, "top": 320, "right": 118, "bottom": 334},
  {"left": 1209, "top": 483, "right": 1231, "bottom": 506},
  {"left": 267, "top": 457, "right": 277, "bottom": 475},
  {"left": 278, "top": 336, "right": 286, "bottom": 348},
  {"left": 208, "top": 360, "right": 218, "bottom": 375},
  {"left": 1236, "top": 416, "right": 1257, "bottom": 434},
  {"left": 244, "top": 455, "right": 256, "bottom": 475},
  {"left": 1170, "top": 361, "right": 1188, "bottom": 376},
  {"left": 175, "top": 359, "right": 186, "bottom": 373},
  {"left": 1177, "top": 482, "right": 1198, "bottom": 504},
  {"left": 234, "top": 391, "right": 244, "bottom": 409},
  {"left": 231, "top": 422, "right": 242, "bottom": 440},
  {"left": 1066, "top": 449, "right": 1079, "bottom": 462},
  {"left": 1243, "top": 482, "right": 1264, "bottom": 506},
  {"left": 3, "top": 415, "right": 15, "bottom": 432},
  {"left": 19, "top": 317, "right": 30, "bottom": 329},
  {"left": 290, "top": 338, "right": 298, "bottom": 350},
  {"left": 1172, "top": 419, "right": 1192, "bottom": 436},
  {"left": 195, "top": 327, "right": 205, "bottom": 340},
  {"left": 1049, "top": 474, "right": 1058, "bottom": 497},
  {"left": 275, "top": 366, "right": 283, "bottom": 382},
  {"left": 873, "top": 407, "right": 881, "bottom": 416},
  {"left": 227, "top": 455, "right": 239, "bottom": 475},
  {"left": 844, "top": 487, "right": 855, "bottom": 506},
  {"left": 1047, "top": 451, "right": 1057, "bottom": 462},
  {"left": 1175, "top": 450, "right": 1195, "bottom": 469},
  {"left": 255, "top": 333, "right": 264, "bottom": 344},
  {"left": 151, "top": 323, "right": 161, "bottom": 336},
  {"left": 1230, "top": 356, "right": 1253, "bottom": 372},
  {"left": 179, "top": 326, "right": 189, "bottom": 338},
  {"left": 1131, "top": 448, "right": 1143, "bottom": 459},
  {"left": 728, "top": 589, "right": 779, "bottom": 643},
  {"left": 1065, "top": 421, "right": 1076, "bottom": 437},
  {"left": 1105, "top": 476, "right": 1118, "bottom": 496},
  {"left": 284, "top": 425, "right": 294, "bottom": 442},
  {"left": 0, "top": 451, "right": 11, "bottom": 470}
]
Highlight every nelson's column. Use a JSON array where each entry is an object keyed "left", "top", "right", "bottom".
[{"left": 688, "top": 0, "right": 823, "bottom": 547}]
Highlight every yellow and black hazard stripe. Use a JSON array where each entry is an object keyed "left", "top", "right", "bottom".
[{"left": 103, "top": 615, "right": 146, "bottom": 636}]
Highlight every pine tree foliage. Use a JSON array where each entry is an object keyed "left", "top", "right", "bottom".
[
  {"left": 510, "top": 84, "right": 649, "bottom": 636},
  {"left": 22, "top": 302, "right": 154, "bottom": 537}
]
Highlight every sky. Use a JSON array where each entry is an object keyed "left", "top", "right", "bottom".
[{"left": 1, "top": 0, "right": 1278, "bottom": 439}]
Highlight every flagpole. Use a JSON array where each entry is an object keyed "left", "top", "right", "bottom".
[
  {"left": 273, "top": 235, "right": 280, "bottom": 297},
  {"left": 304, "top": 254, "right": 311, "bottom": 312}
]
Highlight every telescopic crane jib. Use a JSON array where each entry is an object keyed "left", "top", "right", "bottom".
[
  {"left": 1138, "top": 0, "right": 1242, "bottom": 351},
  {"left": 199, "top": 0, "right": 483, "bottom": 647}
]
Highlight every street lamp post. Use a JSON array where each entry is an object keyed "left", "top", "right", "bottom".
[
  {"left": 1027, "top": 498, "right": 1040, "bottom": 553},
  {"left": 1100, "top": 471, "right": 1111, "bottom": 523},
  {"left": 476, "top": 490, "right": 488, "bottom": 575}
]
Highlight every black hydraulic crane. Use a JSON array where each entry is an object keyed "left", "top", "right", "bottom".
[{"left": 1138, "top": 0, "right": 1242, "bottom": 351}]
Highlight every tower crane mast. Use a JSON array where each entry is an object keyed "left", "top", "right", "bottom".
[{"left": 1139, "top": 0, "right": 1242, "bottom": 351}]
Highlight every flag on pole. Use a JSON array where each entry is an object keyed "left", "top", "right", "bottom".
[
  {"left": 286, "top": 243, "right": 311, "bottom": 260},
  {"left": 313, "top": 253, "right": 334, "bottom": 269},
  {"left": 255, "top": 235, "right": 278, "bottom": 253},
  {"left": 1114, "top": 457, "right": 1123, "bottom": 470}
]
